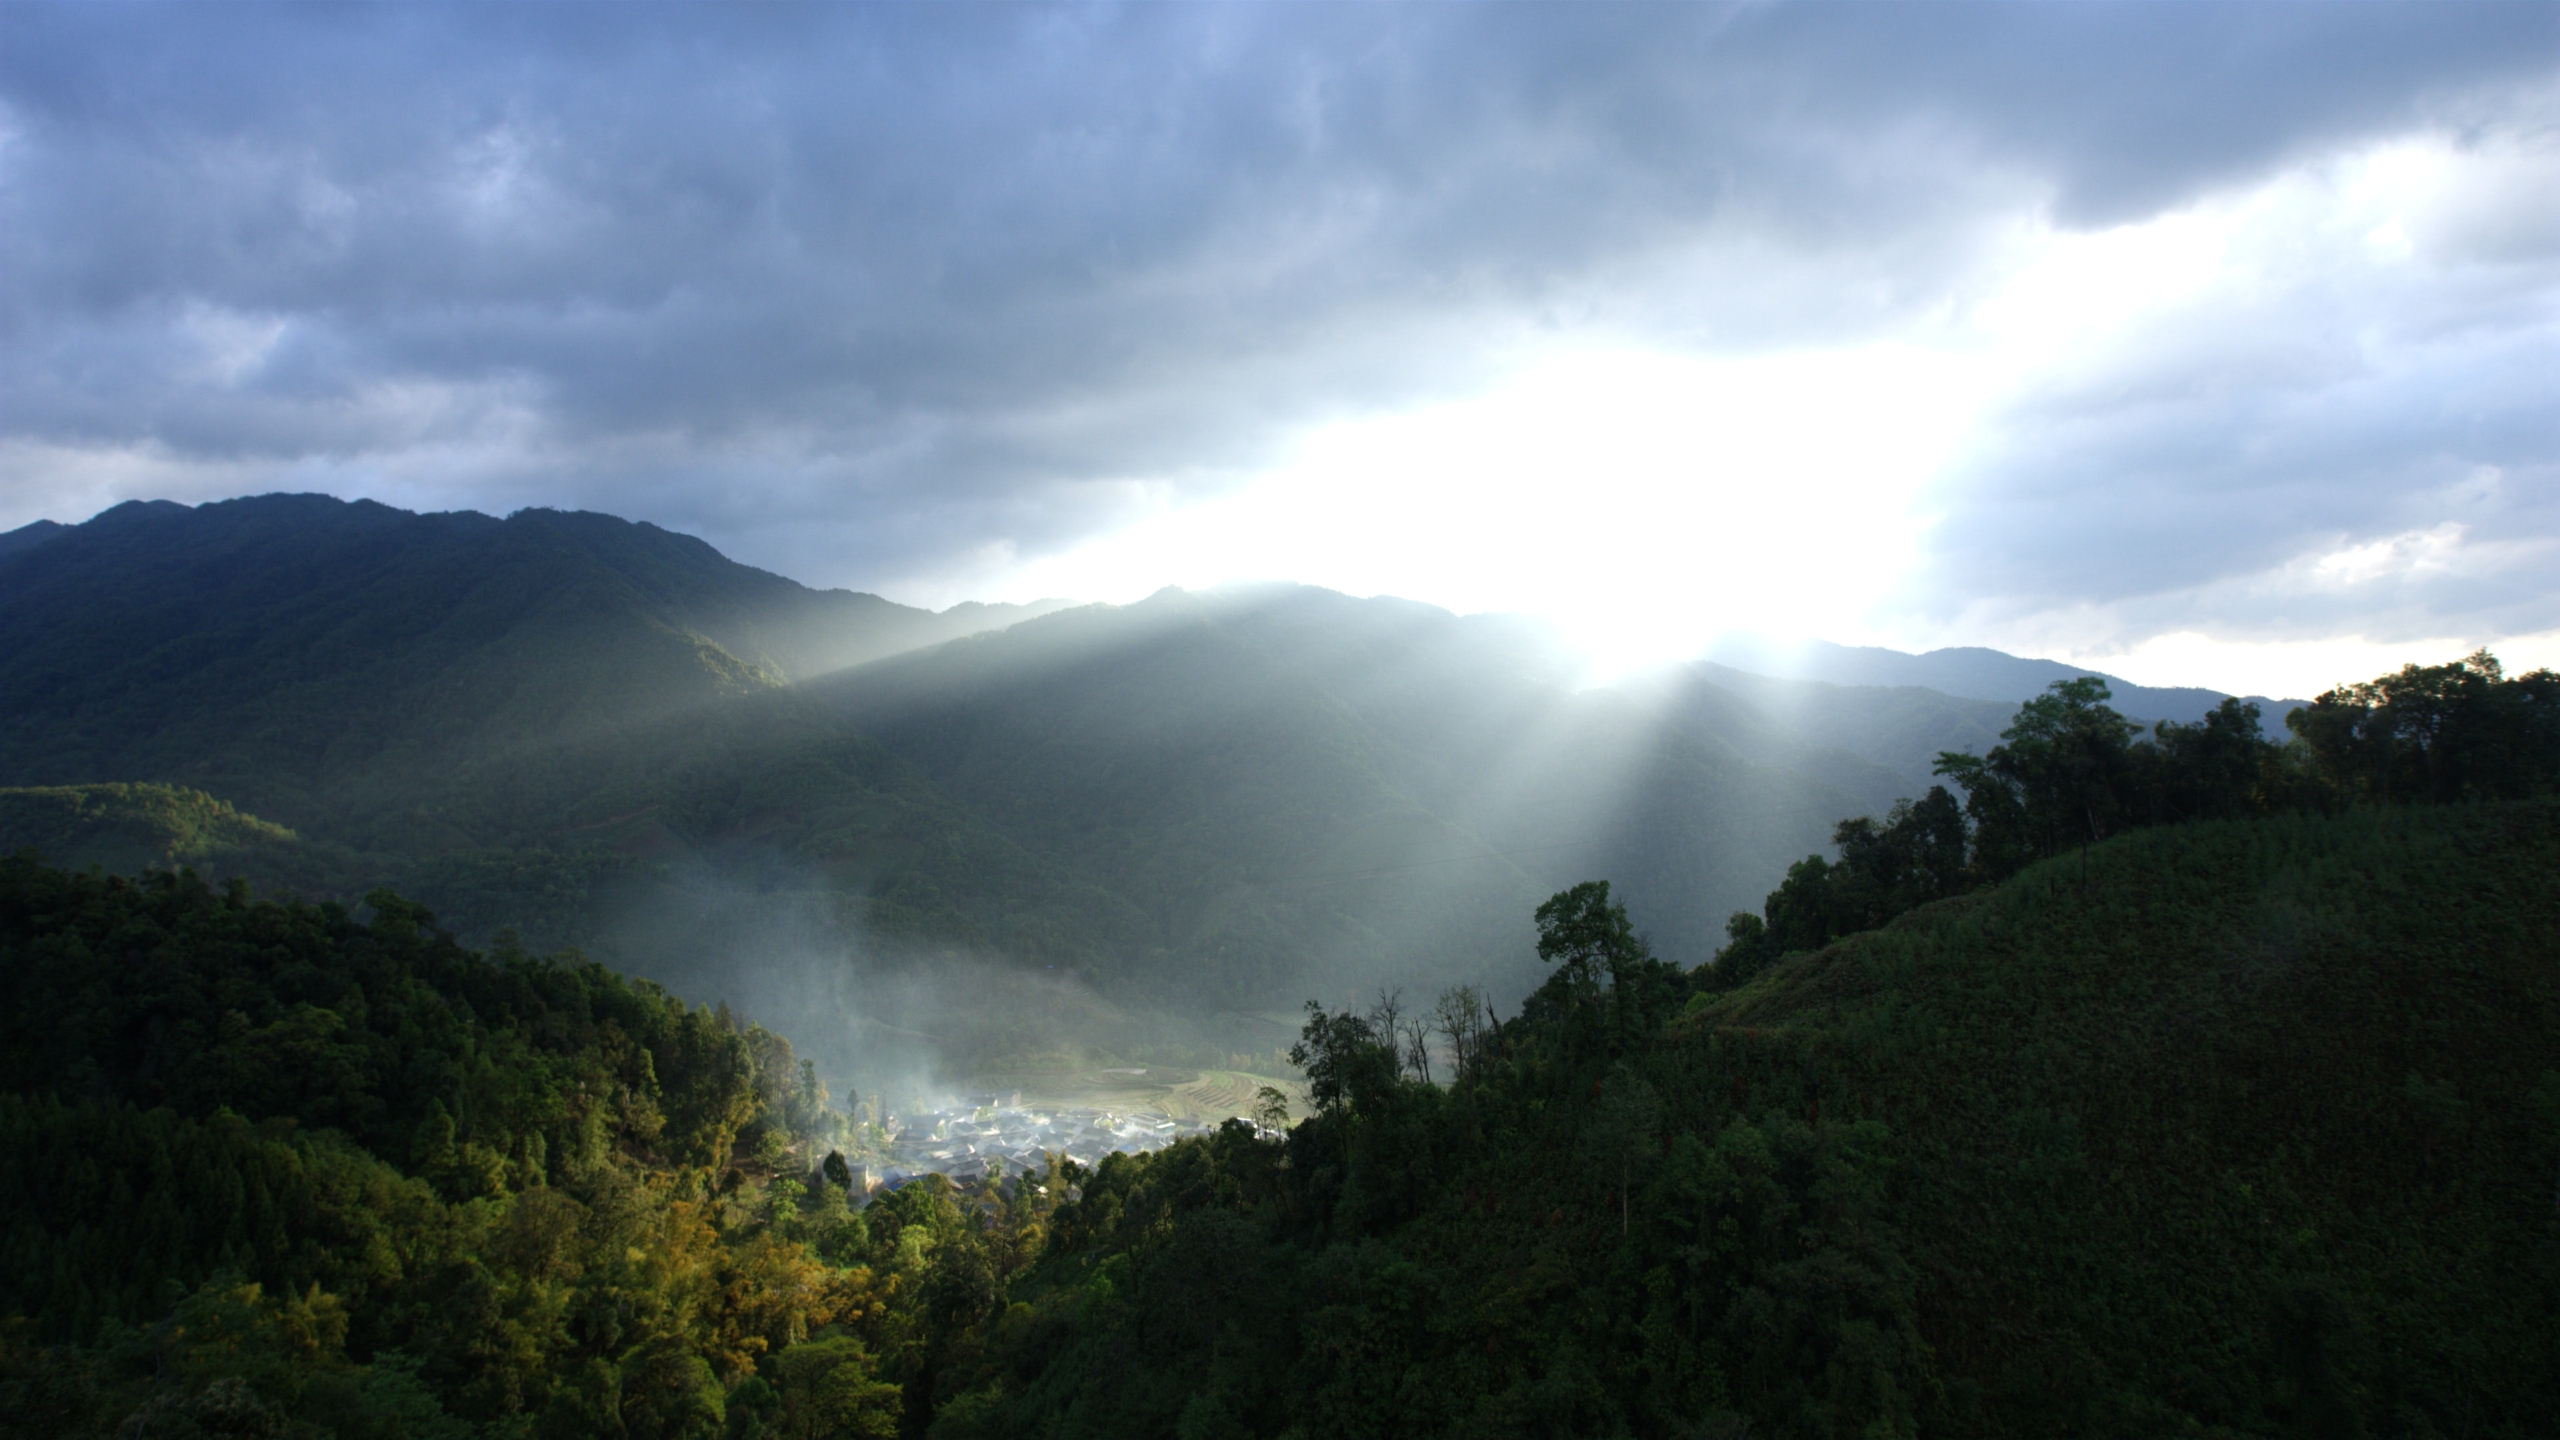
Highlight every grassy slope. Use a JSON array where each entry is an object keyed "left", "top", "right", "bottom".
[{"left": 1683, "top": 801, "right": 2560, "bottom": 1430}]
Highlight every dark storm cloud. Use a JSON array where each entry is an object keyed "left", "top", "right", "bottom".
[{"left": 2, "top": 2, "right": 2552, "bottom": 614}]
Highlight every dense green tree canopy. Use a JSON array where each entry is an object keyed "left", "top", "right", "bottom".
[{"left": 1714, "top": 655, "right": 2560, "bottom": 984}]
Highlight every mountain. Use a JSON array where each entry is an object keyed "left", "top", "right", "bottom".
[
  {"left": 807, "top": 584, "right": 1892, "bottom": 1001},
  {"left": 1703, "top": 633, "right": 2307, "bottom": 729},
  {"left": 0, "top": 495, "right": 2032, "bottom": 1031},
  {"left": 1629, "top": 662, "right": 2018, "bottom": 799},
  {"left": 0, "top": 494, "right": 1066, "bottom": 840},
  {"left": 6, "top": 501, "right": 2551, "bottom": 1433},
  {"left": 0, "top": 517, "right": 64, "bottom": 561},
  {"left": 0, "top": 851, "right": 871, "bottom": 1440}
]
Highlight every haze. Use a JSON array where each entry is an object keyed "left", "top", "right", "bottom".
[{"left": 4, "top": 2, "right": 2554, "bottom": 699}]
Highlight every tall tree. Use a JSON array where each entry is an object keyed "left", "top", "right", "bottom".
[
  {"left": 1533, "top": 880, "right": 1652, "bottom": 1047},
  {"left": 1937, "top": 676, "right": 2141, "bottom": 881}
]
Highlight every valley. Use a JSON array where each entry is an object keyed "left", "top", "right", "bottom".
[
  {"left": 4, "top": 494, "right": 2553, "bottom": 1438},
  {"left": 6, "top": 9, "right": 2548, "bottom": 1435}
]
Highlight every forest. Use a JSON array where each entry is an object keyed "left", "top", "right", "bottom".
[
  {"left": 1707, "top": 650, "right": 2560, "bottom": 986},
  {"left": 3, "top": 651, "right": 2555, "bottom": 1437}
]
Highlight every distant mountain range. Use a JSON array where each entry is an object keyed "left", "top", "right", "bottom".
[
  {"left": 0, "top": 495, "right": 2302, "bottom": 1031},
  {"left": 1702, "top": 633, "right": 2308, "bottom": 729}
]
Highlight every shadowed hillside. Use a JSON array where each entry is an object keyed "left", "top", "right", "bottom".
[
  {"left": 11, "top": 802, "right": 2543, "bottom": 1435},
  {"left": 918, "top": 800, "right": 2560, "bottom": 1438},
  {"left": 1704, "top": 634, "right": 2307, "bottom": 731},
  {"left": 816, "top": 584, "right": 1897, "bottom": 996},
  {"left": 0, "top": 783, "right": 298, "bottom": 876},
  {"left": 0, "top": 494, "right": 1065, "bottom": 838},
  {"left": 1, "top": 496, "right": 2071, "bottom": 1021}
]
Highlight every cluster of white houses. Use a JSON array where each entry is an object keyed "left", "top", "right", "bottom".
[{"left": 847, "top": 1091, "right": 1232, "bottom": 1200}]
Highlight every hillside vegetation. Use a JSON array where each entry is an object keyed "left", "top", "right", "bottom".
[
  {"left": 927, "top": 801, "right": 2559, "bottom": 1438},
  {"left": 6, "top": 800, "right": 2551, "bottom": 1437},
  {"left": 0, "top": 784, "right": 300, "bottom": 877},
  {"left": 0, "top": 856, "right": 918, "bottom": 1439},
  {"left": 1708, "top": 651, "right": 2560, "bottom": 985}
]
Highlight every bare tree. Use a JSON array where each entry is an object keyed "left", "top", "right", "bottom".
[
  {"left": 1367, "top": 987, "right": 1409, "bottom": 1080},
  {"left": 1433, "top": 985, "right": 1486, "bottom": 1085},
  {"left": 1367, "top": 985, "right": 1404, "bottom": 1036}
]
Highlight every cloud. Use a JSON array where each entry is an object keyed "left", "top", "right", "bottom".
[
  {"left": 2, "top": 2, "right": 2552, "bottom": 665},
  {"left": 1899, "top": 120, "right": 2560, "bottom": 651}
]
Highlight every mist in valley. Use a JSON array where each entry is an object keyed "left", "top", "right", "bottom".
[{"left": 591, "top": 853, "right": 1318, "bottom": 1131}]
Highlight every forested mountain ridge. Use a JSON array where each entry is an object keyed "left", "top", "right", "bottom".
[
  {"left": 1, "top": 493, "right": 2342, "bottom": 1023},
  {"left": 1627, "top": 663, "right": 2016, "bottom": 803},
  {"left": 1704, "top": 652, "right": 2560, "bottom": 987},
  {"left": 921, "top": 801, "right": 2560, "bottom": 1438},
  {"left": 1702, "top": 634, "right": 2306, "bottom": 729},
  {"left": 0, "top": 494, "right": 1063, "bottom": 839},
  {"left": 0, "top": 518, "right": 65, "bottom": 561},
  {"left": 6, "top": 545, "right": 2556, "bottom": 1434},
  {"left": 0, "top": 783, "right": 298, "bottom": 877},
  {"left": 812, "top": 584, "right": 1901, "bottom": 997}
]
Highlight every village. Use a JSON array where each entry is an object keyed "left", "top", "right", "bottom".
[{"left": 852, "top": 1089, "right": 1242, "bottom": 1199}]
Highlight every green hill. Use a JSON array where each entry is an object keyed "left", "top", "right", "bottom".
[
  {"left": 1680, "top": 802, "right": 2559, "bottom": 1432},
  {"left": 926, "top": 801, "right": 2559, "bottom": 1437},
  {"left": 0, "top": 783, "right": 299, "bottom": 876},
  {"left": 0, "top": 855, "right": 895, "bottom": 1439}
]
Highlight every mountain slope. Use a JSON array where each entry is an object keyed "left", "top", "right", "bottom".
[
  {"left": 0, "top": 496, "right": 2082, "bottom": 1021},
  {"left": 1704, "top": 633, "right": 2305, "bottom": 728},
  {"left": 0, "top": 854, "right": 887, "bottom": 1440},
  {"left": 0, "top": 518, "right": 64, "bottom": 561},
  {"left": 1637, "top": 662, "right": 2017, "bottom": 801},
  {"left": 1687, "top": 800, "right": 2560, "bottom": 1431},
  {"left": 0, "top": 494, "right": 1061, "bottom": 835},
  {"left": 937, "top": 800, "right": 2560, "bottom": 1438},
  {"left": 0, "top": 783, "right": 299, "bottom": 876},
  {"left": 819, "top": 584, "right": 1895, "bottom": 993}
]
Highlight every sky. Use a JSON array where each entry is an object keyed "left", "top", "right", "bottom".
[{"left": 3, "top": 2, "right": 2555, "bottom": 698}]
